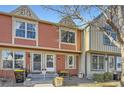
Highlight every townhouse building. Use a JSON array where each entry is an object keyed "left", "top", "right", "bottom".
[
  {"left": 0, "top": 5, "right": 122, "bottom": 80},
  {"left": 81, "top": 15, "right": 122, "bottom": 79},
  {"left": 0, "top": 6, "right": 82, "bottom": 78}
]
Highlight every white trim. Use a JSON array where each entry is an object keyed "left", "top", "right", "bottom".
[
  {"left": 12, "top": 17, "right": 15, "bottom": 44},
  {"left": 0, "top": 43, "right": 81, "bottom": 53},
  {"left": 31, "top": 53, "right": 42, "bottom": 72},
  {"left": 36, "top": 23, "right": 38, "bottom": 46},
  {"left": 45, "top": 53, "right": 56, "bottom": 72},
  {"left": 59, "top": 27, "right": 61, "bottom": 49},
  {"left": 76, "top": 29, "right": 78, "bottom": 51}
]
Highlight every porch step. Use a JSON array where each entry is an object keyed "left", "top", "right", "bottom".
[
  {"left": 23, "top": 73, "right": 58, "bottom": 86},
  {"left": 27, "top": 73, "right": 59, "bottom": 79}
]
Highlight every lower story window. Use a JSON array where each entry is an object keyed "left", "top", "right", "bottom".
[
  {"left": 91, "top": 54, "right": 104, "bottom": 70},
  {"left": 2, "top": 50, "right": 25, "bottom": 69},
  {"left": 14, "top": 52, "right": 25, "bottom": 69},
  {"left": 109, "top": 56, "right": 115, "bottom": 68},
  {"left": 66, "top": 55, "right": 76, "bottom": 69},
  {"left": 2, "top": 50, "right": 13, "bottom": 69}
]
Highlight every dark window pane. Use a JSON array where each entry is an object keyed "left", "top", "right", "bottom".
[
  {"left": 69, "top": 56, "right": 73, "bottom": 65},
  {"left": 14, "top": 52, "right": 24, "bottom": 69},
  {"left": 99, "top": 56, "right": 104, "bottom": 70},
  {"left": 92, "top": 56, "right": 97, "bottom": 70},
  {"left": 33, "top": 54, "right": 41, "bottom": 62},
  {"left": 27, "top": 31, "right": 36, "bottom": 39},
  {"left": 3, "top": 60, "right": 13, "bottom": 68},
  {"left": 47, "top": 55, "right": 53, "bottom": 68},
  {"left": 27, "top": 23, "right": 36, "bottom": 32},
  {"left": 16, "top": 29, "right": 25, "bottom": 37},
  {"left": 33, "top": 54, "right": 41, "bottom": 70},
  {"left": 33, "top": 63, "right": 41, "bottom": 70}
]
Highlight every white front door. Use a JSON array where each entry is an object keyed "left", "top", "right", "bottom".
[
  {"left": 32, "top": 53, "right": 42, "bottom": 72},
  {"left": 46, "top": 54, "right": 55, "bottom": 72}
]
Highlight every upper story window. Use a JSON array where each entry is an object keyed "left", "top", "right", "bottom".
[
  {"left": 27, "top": 23, "right": 36, "bottom": 39},
  {"left": 103, "top": 25, "right": 117, "bottom": 46},
  {"left": 15, "top": 20, "right": 37, "bottom": 39},
  {"left": 61, "top": 30, "right": 75, "bottom": 44},
  {"left": 16, "top": 21, "right": 25, "bottom": 38}
]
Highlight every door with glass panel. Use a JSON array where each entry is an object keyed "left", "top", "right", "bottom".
[
  {"left": 46, "top": 54, "right": 55, "bottom": 72},
  {"left": 32, "top": 54, "right": 42, "bottom": 72}
]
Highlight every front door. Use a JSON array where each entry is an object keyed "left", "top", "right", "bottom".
[
  {"left": 46, "top": 54, "right": 55, "bottom": 72},
  {"left": 32, "top": 54, "right": 42, "bottom": 72},
  {"left": 32, "top": 53, "right": 55, "bottom": 72}
]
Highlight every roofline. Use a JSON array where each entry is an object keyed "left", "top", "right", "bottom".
[{"left": 0, "top": 11, "right": 83, "bottom": 31}]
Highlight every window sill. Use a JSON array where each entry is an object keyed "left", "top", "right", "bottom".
[
  {"left": 61, "top": 42, "right": 76, "bottom": 45},
  {"left": 91, "top": 69, "right": 105, "bottom": 71},
  {"left": 15, "top": 37, "right": 36, "bottom": 41}
]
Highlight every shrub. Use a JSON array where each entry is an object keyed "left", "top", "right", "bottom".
[
  {"left": 104, "top": 72, "right": 113, "bottom": 81},
  {"left": 92, "top": 73, "right": 104, "bottom": 82}
]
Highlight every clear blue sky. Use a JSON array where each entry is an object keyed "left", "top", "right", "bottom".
[
  {"left": 0, "top": 5, "right": 61, "bottom": 23},
  {"left": 0, "top": 5, "right": 101, "bottom": 24}
]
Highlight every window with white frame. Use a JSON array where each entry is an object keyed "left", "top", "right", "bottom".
[
  {"left": 91, "top": 54, "right": 104, "bottom": 70},
  {"left": 2, "top": 50, "right": 13, "bottom": 69},
  {"left": 61, "top": 30, "right": 75, "bottom": 44},
  {"left": 109, "top": 56, "right": 115, "bottom": 69},
  {"left": 2, "top": 50, "right": 25, "bottom": 69},
  {"left": 14, "top": 52, "right": 25, "bottom": 69},
  {"left": 103, "top": 25, "right": 117, "bottom": 46},
  {"left": 66, "top": 55, "right": 76, "bottom": 69},
  {"left": 16, "top": 21, "right": 36, "bottom": 39}
]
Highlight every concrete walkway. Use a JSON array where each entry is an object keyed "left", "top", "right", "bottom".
[{"left": 33, "top": 84, "right": 54, "bottom": 87}]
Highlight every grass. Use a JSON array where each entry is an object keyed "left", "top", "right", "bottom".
[{"left": 78, "top": 81, "right": 120, "bottom": 87}]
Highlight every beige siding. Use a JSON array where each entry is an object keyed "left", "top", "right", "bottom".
[
  {"left": 89, "top": 27, "right": 120, "bottom": 53},
  {"left": 83, "top": 27, "right": 90, "bottom": 51}
]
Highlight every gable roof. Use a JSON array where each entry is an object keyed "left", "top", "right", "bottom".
[
  {"left": 10, "top": 5, "right": 39, "bottom": 19},
  {"left": 59, "top": 16, "right": 76, "bottom": 27}
]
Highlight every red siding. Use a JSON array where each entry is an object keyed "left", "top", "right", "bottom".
[
  {"left": 0, "top": 14, "right": 12, "bottom": 44},
  {"left": 77, "top": 30, "right": 82, "bottom": 51},
  {"left": 56, "top": 54, "right": 79, "bottom": 76},
  {"left": 15, "top": 38, "right": 36, "bottom": 46},
  {"left": 38, "top": 22, "right": 59, "bottom": 48},
  {"left": 0, "top": 70, "right": 15, "bottom": 79},
  {"left": 61, "top": 44, "right": 76, "bottom": 50},
  {"left": 26, "top": 52, "right": 30, "bottom": 72},
  {"left": 56, "top": 54, "right": 65, "bottom": 72}
]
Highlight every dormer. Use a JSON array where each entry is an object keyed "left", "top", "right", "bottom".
[
  {"left": 59, "top": 16, "right": 76, "bottom": 27},
  {"left": 10, "top": 5, "right": 39, "bottom": 20}
]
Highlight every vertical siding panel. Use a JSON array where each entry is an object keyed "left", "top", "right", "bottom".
[{"left": 90, "top": 26, "right": 120, "bottom": 53}]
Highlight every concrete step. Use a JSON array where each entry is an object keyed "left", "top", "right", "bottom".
[{"left": 27, "top": 73, "right": 58, "bottom": 79}]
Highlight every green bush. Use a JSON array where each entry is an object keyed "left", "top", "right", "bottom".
[
  {"left": 92, "top": 73, "right": 104, "bottom": 82},
  {"left": 104, "top": 72, "right": 113, "bottom": 81},
  {"left": 92, "top": 72, "right": 113, "bottom": 82}
]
